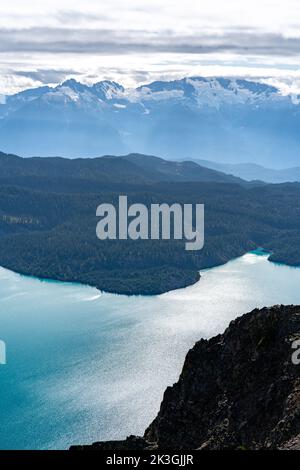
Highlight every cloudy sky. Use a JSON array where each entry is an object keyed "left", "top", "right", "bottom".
[{"left": 2, "top": 0, "right": 300, "bottom": 94}]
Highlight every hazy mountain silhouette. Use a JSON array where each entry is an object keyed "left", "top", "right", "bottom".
[{"left": 1, "top": 77, "right": 300, "bottom": 166}]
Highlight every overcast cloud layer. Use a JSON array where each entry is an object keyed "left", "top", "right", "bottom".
[{"left": 2, "top": 0, "right": 300, "bottom": 94}]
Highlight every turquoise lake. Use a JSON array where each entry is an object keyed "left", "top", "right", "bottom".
[{"left": 1, "top": 251, "right": 300, "bottom": 449}]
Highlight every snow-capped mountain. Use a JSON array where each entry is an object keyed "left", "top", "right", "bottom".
[{"left": 0, "top": 76, "right": 299, "bottom": 166}]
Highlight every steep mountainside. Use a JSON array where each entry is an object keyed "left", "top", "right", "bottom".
[
  {"left": 1, "top": 77, "right": 300, "bottom": 166},
  {"left": 73, "top": 305, "right": 300, "bottom": 450}
]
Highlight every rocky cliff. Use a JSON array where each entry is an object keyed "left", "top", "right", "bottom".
[{"left": 72, "top": 305, "right": 300, "bottom": 450}]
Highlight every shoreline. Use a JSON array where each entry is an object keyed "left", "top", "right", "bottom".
[{"left": 0, "top": 247, "right": 297, "bottom": 297}]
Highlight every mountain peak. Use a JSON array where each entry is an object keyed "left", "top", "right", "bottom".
[
  {"left": 0, "top": 75, "right": 297, "bottom": 164},
  {"left": 92, "top": 81, "right": 124, "bottom": 100},
  {"left": 59, "top": 79, "right": 88, "bottom": 93}
]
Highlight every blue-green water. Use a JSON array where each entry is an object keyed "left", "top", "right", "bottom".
[{"left": 1, "top": 252, "right": 300, "bottom": 449}]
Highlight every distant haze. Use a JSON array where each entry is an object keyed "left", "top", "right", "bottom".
[
  {"left": 1, "top": 76, "right": 300, "bottom": 167},
  {"left": 196, "top": 160, "right": 300, "bottom": 183}
]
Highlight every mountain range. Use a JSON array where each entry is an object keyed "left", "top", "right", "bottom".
[
  {"left": 196, "top": 159, "right": 300, "bottom": 184},
  {"left": 1, "top": 77, "right": 300, "bottom": 167},
  {"left": 0, "top": 151, "right": 245, "bottom": 191}
]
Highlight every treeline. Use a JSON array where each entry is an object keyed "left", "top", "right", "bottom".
[{"left": 0, "top": 173, "right": 300, "bottom": 294}]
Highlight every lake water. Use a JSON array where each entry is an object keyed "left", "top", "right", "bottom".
[{"left": 0, "top": 251, "right": 300, "bottom": 449}]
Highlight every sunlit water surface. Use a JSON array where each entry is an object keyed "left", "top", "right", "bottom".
[{"left": 0, "top": 252, "right": 300, "bottom": 449}]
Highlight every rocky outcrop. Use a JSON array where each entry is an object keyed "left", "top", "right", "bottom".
[
  {"left": 72, "top": 305, "right": 300, "bottom": 450},
  {"left": 71, "top": 435, "right": 157, "bottom": 451}
]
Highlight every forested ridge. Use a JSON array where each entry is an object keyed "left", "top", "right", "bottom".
[{"left": 0, "top": 152, "right": 299, "bottom": 294}]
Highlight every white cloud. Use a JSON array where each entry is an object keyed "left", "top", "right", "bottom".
[
  {"left": 1, "top": 0, "right": 300, "bottom": 33},
  {"left": 1, "top": 0, "right": 300, "bottom": 94}
]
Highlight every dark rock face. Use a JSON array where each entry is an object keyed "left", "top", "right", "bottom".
[
  {"left": 70, "top": 435, "right": 157, "bottom": 451},
  {"left": 72, "top": 305, "right": 300, "bottom": 450},
  {"left": 145, "top": 305, "right": 300, "bottom": 450}
]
